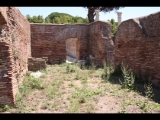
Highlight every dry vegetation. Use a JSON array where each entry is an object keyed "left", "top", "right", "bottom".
[{"left": 1, "top": 62, "right": 160, "bottom": 113}]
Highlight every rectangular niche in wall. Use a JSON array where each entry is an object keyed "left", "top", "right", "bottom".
[{"left": 66, "top": 38, "right": 79, "bottom": 63}]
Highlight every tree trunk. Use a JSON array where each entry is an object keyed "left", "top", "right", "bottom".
[{"left": 87, "top": 8, "right": 95, "bottom": 23}]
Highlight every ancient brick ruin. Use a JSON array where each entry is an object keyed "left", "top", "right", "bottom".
[
  {"left": 30, "top": 21, "right": 113, "bottom": 66},
  {"left": 0, "top": 7, "right": 160, "bottom": 106},
  {"left": 114, "top": 11, "right": 160, "bottom": 87},
  {"left": 0, "top": 7, "right": 30, "bottom": 105}
]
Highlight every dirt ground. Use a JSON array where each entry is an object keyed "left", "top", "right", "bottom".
[{"left": 1, "top": 64, "right": 160, "bottom": 113}]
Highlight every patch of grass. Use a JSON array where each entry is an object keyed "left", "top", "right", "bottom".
[
  {"left": 14, "top": 73, "right": 45, "bottom": 112},
  {"left": 71, "top": 87, "right": 102, "bottom": 100},
  {"left": 22, "top": 72, "right": 45, "bottom": 90},
  {"left": 59, "top": 62, "right": 68, "bottom": 67},
  {"left": 94, "top": 69, "right": 103, "bottom": 78},
  {"left": 69, "top": 82, "right": 74, "bottom": 88},
  {"left": 68, "top": 86, "right": 102, "bottom": 113},
  {"left": 137, "top": 82, "right": 154, "bottom": 112},
  {"left": 101, "top": 61, "right": 114, "bottom": 82},
  {"left": 114, "top": 91, "right": 124, "bottom": 98},
  {"left": 62, "top": 74, "right": 66, "bottom": 81},
  {"left": 86, "top": 63, "right": 97, "bottom": 77},
  {"left": 41, "top": 102, "right": 51, "bottom": 110},
  {"left": 66, "top": 63, "right": 76, "bottom": 74},
  {"left": 76, "top": 69, "right": 81, "bottom": 80},
  {"left": 85, "top": 102, "right": 95, "bottom": 113},
  {"left": 125, "top": 100, "right": 134, "bottom": 105},
  {"left": 28, "top": 77, "right": 45, "bottom": 89},
  {"left": 6, "top": 64, "right": 160, "bottom": 113},
  {"left": 39, "top": 69, "right": 49, "bottom": 75},
  {"left": 46, "top": 79, "right": 63, "bottom": 100},
  {"left": 136, "top": 101, "right": 149, "bottom": 112},
  {"left": 81, "top": 71, "right": 88, "bottom": 84},
  {"left": 68, "top": 100, "right": 80, "bottom": 113},
  {"left": 89, "top": 63, "right": 96, "bottom": 71},
  {"left": 0, "top": 104, "right": 10, "bottom": 112},
  {"left": 46, "top": 85, "right": 58, "bottom": 100},
  {"left": 119, "top": 91, "right": 127, "bottom": 113},
  {"left": 28, "top": 104, "right": 38, "bottom": 111}
]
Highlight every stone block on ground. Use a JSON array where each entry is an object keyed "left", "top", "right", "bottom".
[{"left": 28, "top": 57, "right": 47, "bottom": 71}]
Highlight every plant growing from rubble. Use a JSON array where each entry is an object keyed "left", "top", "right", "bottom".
[
  {"left": 119, "top": 63, "right": 135, "bottom": 90},
  {"left": 137, "top": 82, "right": 154, "bottom": 112},
  {"left": 102, "top": 61, "right": 114, "bottom": 81},
  {"left": 144, "top": 82, "right": 154, "bottom": 100},
  {"left": 66, "top": 63, "right": 76, "bottom": 74}
]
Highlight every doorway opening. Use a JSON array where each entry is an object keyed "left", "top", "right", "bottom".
[{"left": 66, "top": 38, "right": 79, "bottom": 63}]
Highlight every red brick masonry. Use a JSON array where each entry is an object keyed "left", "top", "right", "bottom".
[
  {"left": 0, "top": 7, "right": 160, "bottom": 105},
  {"left": 0, "top": 7, "right": 30, "bottom": 106},
  {"left": 114, "top": 11, "right": 160, "bottom": 87},
  {"left": 30, "top": 21, "right": 113, "bottom": 67}
]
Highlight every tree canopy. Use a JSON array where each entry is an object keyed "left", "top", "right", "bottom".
[
  {"left": 108, "top": 18, "right": 118, "bottom": 36},
  {"left": 84, "top": 7, "right": 124, "bottom": 23},
  {"left": 26, "top": 14, "right": 44, "bottom": 23},
  {"left": 26, "top": 12, "right": 88, "bottom": 24}
]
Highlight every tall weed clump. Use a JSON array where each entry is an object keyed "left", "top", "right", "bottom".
[
  {"left": 101, "top": 61, "right": 114, "bottom": 81},
  {"left": 119, "top": 63, "right": 135, "bottom": 90}
]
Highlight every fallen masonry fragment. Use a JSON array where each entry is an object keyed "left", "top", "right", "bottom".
[{"left": 28, "top": 57, "right": 47, "bottom": 71}]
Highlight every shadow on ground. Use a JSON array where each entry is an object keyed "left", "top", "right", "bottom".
[{"left": 106, "top": 75, "right": 160, "bottom": 104}]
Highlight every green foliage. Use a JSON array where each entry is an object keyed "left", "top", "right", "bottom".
[
  {"left": 82, "top": 71, "right": 88, "bottom": 83},
  {"left": 17, "top": 72, "right": 45, "bottom": 101},
  {"left": 45, "top": 17, "right": 50, "bottom": 23},
  {"left": 66, "top": 63, "right": 76, "bottom": 74},
  {"left": 136, "top": 101, "right": 149, "bottom": 112},
  {"left": 144, "top": 82, "right": 154, "bottom": 99},
  {"left": 76, "top": 69, "right": 81, "bottom": 80},
  {"left": 0, "top": 104, "right": 10, "bottom": 112},
  {"left": 28, "top": 76, "right": 45, "bottom": 89},
  {"left": 73, "top": 16, "right": 88, "bottom": 24},
  {"left": 26, "top": 14, "right": 44, "bottom": 23},
  {"left": 26, "top": 12, "right": 89, "bottom": 24},
  {"left": 68, "top": 87, "right": 102, "bottom": 112},
  {"left": 119, "top": 63, "right": 135, "bottom": 90},
  {"left": 102, "top": 61, "right": 114, "bottom": 81},
  {"left": 108, "top": 19, "right": 118, "bottom": 36},
  {"left": 84, "top": 7, "right": 124, "bottom": 23},
  {"left": 46, "top": 85, "right": 58, "bottom": 99},
  {"left": 45, "top": 12, "right": 88, "bottom": 24}
]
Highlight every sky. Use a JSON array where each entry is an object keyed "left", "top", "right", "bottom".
[{"left": 18, "top": 7, "right": 160, "bottom": 22}]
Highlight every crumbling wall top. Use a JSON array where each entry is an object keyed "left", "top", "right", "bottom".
[{"left": 0, "top": 7, "right": 8, "bottom": 25}]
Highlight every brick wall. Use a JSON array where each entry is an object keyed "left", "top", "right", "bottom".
[
  {"left": 31, "top": 24, "right": 89, "bottom": 64},
  {"left": 0, "top": 7, "right": 30, "bottom": 105},
  {"left": 30, "top": 21, "right": 112, "bottom": 66},
  {"left": 114, "top": 11, "right": 160, "bottom": 87},
  {"left": 66, "top": 38, "right": 79, "bottom": 59},
  {"left": 88, "top": 21, "right": 113, "bottom": 67}
]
